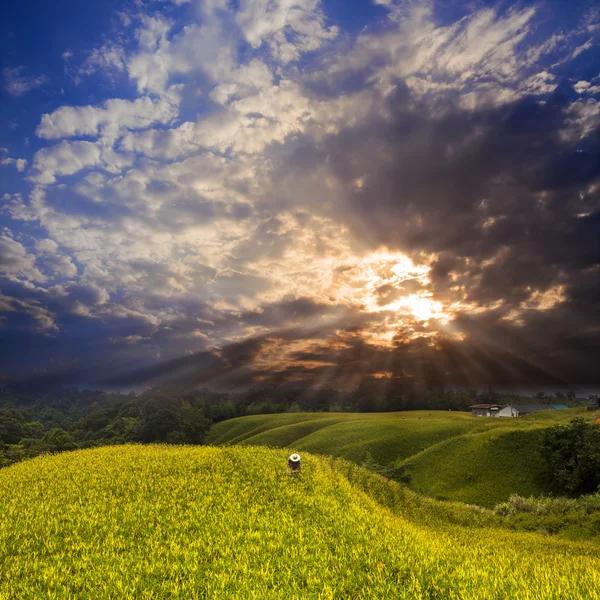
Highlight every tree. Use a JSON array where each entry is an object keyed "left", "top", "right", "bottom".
[
  {"left": 0, "top": 409, "right": 27, "bottom": 445},
  {"left": 541, "top": 418, "right": 600, "bottom": 496},
  {"left": 133, "top": 408, "right": 180, "bottom": 443},
  {"left": 42, "top": 428, "right": 77, "bottom": 452},
  {"left": 180, "top": 405, "right": 210, "bottom": 444}
]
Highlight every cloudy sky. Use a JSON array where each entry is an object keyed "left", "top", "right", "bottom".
[{"left": 1, "top": 0, "right": 599, "bottom": 391}]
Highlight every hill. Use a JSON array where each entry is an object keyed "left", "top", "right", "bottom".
[
  {"left": 206, "top": 409, "right": 590, "bottom": 506},
  {"left": 398, "top": 428, "right": 552, "bottom": 506},
  {"left": 1, "top": 445, "right": 600, "bottom": 599}
]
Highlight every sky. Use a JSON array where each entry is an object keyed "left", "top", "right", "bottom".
[{"left": 0, "top": 0, "right": 599, "bottom": 392}]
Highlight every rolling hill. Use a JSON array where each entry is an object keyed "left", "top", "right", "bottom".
[
  {"left": 1, "top": 445, "right": 600, "bottom": 599},
  {"left": 206, "top": 409, "right": 589, "bottom": 506}
]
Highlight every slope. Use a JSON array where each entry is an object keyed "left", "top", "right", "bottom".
[
  {"left": 206, "top": 409, "right": 589, "bottom": 505},
  {"left": 207, "top": 411, "right": 479, "bottom": 464},
  {"left": 1, "top": 445, "right": 599, "bottom": 599},
  {"left": 397, "top": 428, "right": 553, "bottom": 506}
]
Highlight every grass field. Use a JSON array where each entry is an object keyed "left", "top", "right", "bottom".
[
  {"left": 2, "top": 445, "right": 600, "bottom": 599},
  {"left": 206, "top": 408, "right": 591, "bottom": 506}
]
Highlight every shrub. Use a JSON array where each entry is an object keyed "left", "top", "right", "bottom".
[{"left": 541, "top": 417, "right": 600, "bottom": 496}]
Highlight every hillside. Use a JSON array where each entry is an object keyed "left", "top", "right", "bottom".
[
  {"left": 1, "top": 445, "right": 600, "bottom": 599},
  {"left": 398, "top": 428, "right": 552, "bottom": 506},
  {"left": 206, "top": 409, "right": 589, "bottom": 506}
]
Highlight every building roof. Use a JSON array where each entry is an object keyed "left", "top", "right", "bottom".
[
  {"left": 551, "top": 404, "right": 568, "bottom": 409},
  {"left": 470, "top": 404, "right": 502, "bottom": 409},
  {"left": 513, "top": 404, "right": 554, "bottom": 413}
]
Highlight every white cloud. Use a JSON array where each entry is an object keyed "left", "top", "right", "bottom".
[
  {"left": 197, "top": 79, "right": 312, "bottom": 153},
  {"left": 79, "top": 42, "right": 127, "bottom": 75},
  {"left": 209, "top": 59, "right": 273, "bottom": 105},
  {"left": 127, "top": 21, "right": 235, "bottom": 94},
  {"left": 119, "top": 57, "right": 303, "bottom": 159},
  {"left": 36, "top": 96, "right": 179, "bottom": 140},
  {"left": 29, "top": 141, "right": 102, "bottom": 184},
  {"left": 119, "top": 121, "right": 198, "bottom": 159},
  {"left": 0, "top": 234, "right": 45, "bottom": 281},
  {"left": 125, "top": 0, "right": 336, "bottom": 95},
  {"left": 323, "top": 3, "right": 555, "bottom": 108},
  {"left": 563, "top": 99, "right": 600, "bottom": 141},
  {"left": 519, "top": 71, "right": 557, "bottom": 95},
  {"left": 119, "top": 75, "right": 311, "bottom": 160},
  {"left": 136, "top": 14, "right": 173, "bottom": 52},
  {"left": 235, "top": 0, "right": 338, "bottom": 63},
  {"left": 65, "top": 281, "right": 110, "bottom": 306},
  {"left": 35, "top": 239, "right": 79, "bottom": 278},
  {"left": 582, "top": 8, "right": 600, "bottom": 34},
  {"left": 574, "top": 79, "right": 600, "bottom": 95},
  {"left": 0, "top": 157, "right": 28, "bottom": 172},
  {"left": 571, "top": 38, "right": 593, "bottom": 59},
  {"left": 3, "top": 66, "right": 48, "bottom": 96},
  {"left": 36, "top": 239, "right": 59, "bottom": 253}
]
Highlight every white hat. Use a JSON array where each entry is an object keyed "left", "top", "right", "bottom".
[{"left": 289, "top": 453, "right": 301, "bottom": 462}]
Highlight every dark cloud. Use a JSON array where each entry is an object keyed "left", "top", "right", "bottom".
[
  {"left": 102, "top": 314, "right": 586, "bottom": 392},
  {"left": 239, "top": 297, "right": 347, "bottom": 328},
  {"left": 256, "top": 81, "right": 600, "bottom": 386}
]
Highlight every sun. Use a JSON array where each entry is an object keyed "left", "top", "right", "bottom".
[{"left": 330, "top": 248, "right": 452, "bottom": 345}]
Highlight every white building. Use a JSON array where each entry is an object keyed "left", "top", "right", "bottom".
[
  {"left": 471, "top": 403, "right": 567, "bottom": 417},
  {"left": 471, "top": 404, "right": 518, "bottom": 417},
  {"left": 496, "top": 405, "right": 518, "bottom": 417}
]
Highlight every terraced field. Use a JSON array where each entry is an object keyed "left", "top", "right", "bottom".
[
  {"left": 206, "top": 408, "right": 589, "bottom": 506},
  {"left": 2, "top": 445, "right": 600, "bottom": 599}
]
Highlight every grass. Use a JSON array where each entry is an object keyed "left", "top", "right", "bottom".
[
  {"left": 398, "top": 428, "right": 553, "bottom": 507},
  {"left": 2, "top": 444, "right": 600, "bottom": 599},
  {"left": 493, "top": 493, "right": 600, "bottom": 541},
  {"left": 206, "top": 408, "right": 592, "bottom": 506},
  {"left": 207, "top": 411, "right": 477, "bottom": 463}
]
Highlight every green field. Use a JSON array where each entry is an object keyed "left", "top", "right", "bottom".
[
  {"left": 206, "top": 409, "right": 590, "bottom": 506},
  {"left": 2, "top": 445, "right": 600, "bottom": 599}
]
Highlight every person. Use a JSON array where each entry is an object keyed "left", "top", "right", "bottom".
[{"left": 287, "top": 453, "right": 301, "bottom": 474}]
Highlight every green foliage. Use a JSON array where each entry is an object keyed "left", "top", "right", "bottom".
[
  {"left": 209, "top": 410, "right": 591, "bottom": 507},
  {"left": 0, "top": 409, "right": 42, "bottom": 445},
  {"left": 0, "top": 388, "right": 217, "bottom": 468},
  {"left": 2, "top": 445, "right": 600, "bottom": 599},
  {"left": 495, "top": 494, "right": 582, "bottom": 517},
  {"left": 42, "top": 428, "right": 77, "bottom": 452},
  {"left": 493, "top": 493, "right": 600, "bottom": 540},
  {"left": 541, "top": 417, "right": 600, "bottom": 496},
  {"left": 400, "top": 428, "right": 555, "bottom": 507}
]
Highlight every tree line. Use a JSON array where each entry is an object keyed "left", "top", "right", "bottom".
[{"left": 0, "top": 382, "right": 591, "bottom": 472}]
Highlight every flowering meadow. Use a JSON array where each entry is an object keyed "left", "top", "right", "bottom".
[{"left": 1, "top": 444, "right": 599, "bottom": 598}]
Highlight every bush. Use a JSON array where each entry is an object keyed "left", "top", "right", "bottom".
[
  {"left": 541, "top": 417, "right": 600, "bottom": 496},
  {"left": 493, "top": 492, "right": 600, "bottom": 539}
]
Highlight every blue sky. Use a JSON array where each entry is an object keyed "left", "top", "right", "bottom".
[{"left": 1, "top": 0, "right": 599, "bottom": 390}]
